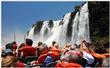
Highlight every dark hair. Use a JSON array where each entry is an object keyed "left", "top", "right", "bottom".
[
  {"left": 26, "top": 38, "right": 33, "bottom": 46},
  {"left": 5, "top": 43, "right": 13, "bottom": 50},
  {"left": 82, "top": 40, "right": 86, "bottom": 43},
  {"left": 38, "top": 42, "right": 43, "bottom": 46},
  {"left": 18, "top": 43, "right": 25, "bottom": 49},
  {"left": 52, "top": 41, "right": 56, "bottom": 46},
  {"left": 84, "top": 42, "right": 90, "bottom": 48},
  {"left": 12, "top": 41, "right": 16, "bottom": 44}
]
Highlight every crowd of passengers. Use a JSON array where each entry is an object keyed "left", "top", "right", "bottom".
[{"left": 1, "top": 38, "right": 110, "bottom": 68}]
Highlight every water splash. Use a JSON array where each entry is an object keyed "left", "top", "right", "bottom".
[
  {"left": 71, "top": 3, "right": 90, "bottom": 45},
  {"left": 27, "top": 26, "right": 35, "bottom": 39},
  {"left": 27, "top": 3, "right": 90, "bottom": 46}
]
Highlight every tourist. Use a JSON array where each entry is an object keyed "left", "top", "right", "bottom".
[
  {"left": 18, "top": 38, "right": 36, "bottom": 58},
  {"left": 49, "top": 41, "right": 57, "bottom": 50}
]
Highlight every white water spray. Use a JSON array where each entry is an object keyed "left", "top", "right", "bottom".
[{"left": 27, "top": 3, "right": 90, "bottom": 46}]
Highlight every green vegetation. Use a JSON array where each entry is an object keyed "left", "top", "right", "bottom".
[{"left": 88, "top": 2, "right": 109, "bottom": 53}]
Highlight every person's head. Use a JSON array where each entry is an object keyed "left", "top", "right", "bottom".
[
  {"left": 18, "top": 43, "right": 25, "bottom": 49},
  {"left": 61, "top": 52, "right": 80, "bottom": 63},
  {"left": 25, "top": 38, "right": 33, "bottom": 46},
  {"left": 54, "top": 43, "right": 59, "bottom": 49},
  {"left": 70, "top": 44, "right": 77, "bottom": 50},
  {"left": 2, "top": 49, "right": 13, "bottom": 57},
  {"left": 38, "top": 44, "right": 49, "bottom": 55},
  {"left": 5, "top": 43, "right": 13, "bottom": 50},
  {"left": 80, "top": 41, "right": 89, "bottom": 50},
  {"left": 65, "top": 44, "right": 71, "bottom": 48},
  {"left": 38, "top": 41, "right": 43, "bottom": 46},
  {"left": 12, "top": 41, "right": 16, "bottom": 45},
  {"left": 52, "top": 41, "right": 56, "bottom": 46},
  {"left": 81, "top": 40, "right": 86, "bottom": 43}
]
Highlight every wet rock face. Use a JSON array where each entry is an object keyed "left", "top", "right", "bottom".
[
  {"left": 34, "top": 21, "right": 43, "bottom": 35},
  {"left": 66, "top": 5, "right": 81, "bottom": 42},
  {"left": 48, "top": 20, "right": 53, "bottom": 28},
  {"left": 88, "top": 2, "right": 109, "bottom": 46},
  {"left": 66, "top": 12, "right": 76, "bottom": 42}
]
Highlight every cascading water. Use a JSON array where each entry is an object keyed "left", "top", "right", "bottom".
[
  {"left": 27, "top": 26, "right": 35, "bottom": 39},
  {"left": 77, "top": 3, "right": 90, "bottom": 44},
  {"left": 44, "top": 20, "right": 61, "bottom": 46},
  {"left": 71, "top": 3, "right": 90, "bottom": 45},
  {"left": 59, "top": 13, "right": 71, "bottom": 46},
  {"left": 71, "top": 12, "right": 79, "bottom": 44},
  {"left": 40, "top": 21, "right": 50, "bottom": 41},
  {"left": 27, "top": 3, "right": 90, "bottom": 46}
]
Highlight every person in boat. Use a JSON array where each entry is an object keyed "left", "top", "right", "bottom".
[
  {"left": 79, "top": 40, "right": 95, "bottom": 66},
  {"left": 56, "top": 46, "right": 83, "bottom": 68},
  {"left": 49, "top": 41, "right": 57, "bottom": 50},
  {"left": 61, "top": 44, "right": 86, "bottom": 67},
  {"left": 31, "top": 43, "right": 61, "bottom": 67},
  {"left": 12, "top": 41, "right": 17, "bottom": 56},
  {"left": 2, "top": 44, "right": 25, "bottom": 67},
  {"left": 2, "top": 53, "right": 26, "bottom": 67},
  {"left": 62, "top": 44, "right": 71, "bottom": 55},
  {"left": 5, "top": 43, "right": 13, "bottom": 50},
  {"left": 35, "top": 41, "right": 43, "bottom": 57},
  {"left": 85, "top": 43, "right": 110, "bottom": 67},
  {"left": 18, "top": 38, "right": 36, "bottom": 58},
  {"left": 18, "top": 43, "right": 25, "bottom": 57}
]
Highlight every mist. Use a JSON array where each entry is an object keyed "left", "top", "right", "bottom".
[{"left": 2, "top": 30, "right": 25, "bottom": 48}]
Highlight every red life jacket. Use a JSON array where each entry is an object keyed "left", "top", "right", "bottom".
[
  {"left": 47, "top": 51, "right": 60, "bottom": 61},
  {"left": 56, "top": 61, "right": 83, "bottom": 68},
  {"left": 49, "top": 47, "right": 61, "bottom": 61},
  {"left": 15, "top": 61, "right": 25, "bottom": 67},
  {"left": 38, "top": 48, "right": 61, "bottom": 63},
  {"left": 38, "top": 54, "right": 47, "bottom": 63},
  {"left": 19, "top": 45, "right": 36, "bottom": 58}
]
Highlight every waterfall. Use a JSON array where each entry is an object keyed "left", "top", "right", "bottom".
[
  {"left": 27, "top": 3, "right": 90, "bottom": 46},
  {"left": 71, "top": 12, "right": 79, "bottom": 44},
  {"left": 40, "top": 21, "right": 50, "bottom": 41},
  {"left": 44, "top": 20, "right": 61, "bottom": 46},
  {"left": 71, "top": 3, "right": 90, "bottom": 45},
  {"left": 27, "top": 26, "right": 35, "bottom": 39},
  {"left": 59, "top": 13, "right": 71, "bottom": 46}
]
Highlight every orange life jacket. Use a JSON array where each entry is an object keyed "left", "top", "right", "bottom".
[{"left": 56, "top": 61, "right": 83, "bottom": 68}]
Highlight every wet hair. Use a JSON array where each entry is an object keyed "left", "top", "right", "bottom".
[
  {"left": 38, "top": 42, "right": 43, "bottom": 46},
  {"left": 12, "top": 41, "right": 16, "bottom": 44},
  {"left": 85, "top": 42, "right": 90, "bottom": 47},
  {"left": 18, "top": 43, "right": 25, "bottom": 49},
  {"left": 42, "top": 44, "right": 48, "bottom": 50},
  {"left": 26, "top": 38, "right": 33, "bottom": 46},
  {"left": 5, "top": 43, "right": 13, "bottom": 50},
  {"left": 52, "top": 41, "right": 56, "bottom": 46},
  {"left": 74, "top": 44, "right": 78, "bottom": 48},
  {"left": 70, "top": 44, "right": 77, "bottom": 50},
  {"left": 65, "top": 44, "right": 71, "bottom": 48},
  {"left": 54, "top": 44, "right": 59, "bottom": 49},
  {"left": 82, "top": 40, "right": 86, "bottom": 43}
]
